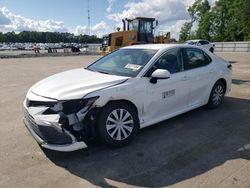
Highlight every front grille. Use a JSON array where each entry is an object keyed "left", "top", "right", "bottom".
[
  {"left": 26, "top": 99, "right": 57, "bottom": 108},
  {"left": 24, "top": 110, "right": 72, "bottom": 145}
]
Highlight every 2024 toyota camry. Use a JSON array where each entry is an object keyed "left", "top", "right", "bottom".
[{"left": 23, "top": 44, "right": 232, "bottom": 152}]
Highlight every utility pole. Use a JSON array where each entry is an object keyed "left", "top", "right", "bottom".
[{"left": 87, "top": 0, "right": 91, "bottom": 36}]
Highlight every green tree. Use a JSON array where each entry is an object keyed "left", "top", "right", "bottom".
[
  {"left": 179, "top": 22, "right": 193, "bottom": 42},
  {"left": 179, "top": 0, "right": 209, "bottom": 42},
  {"left": 238, "top": 0, "right": 250, "bottom": 40},
  {"left": 0, "top": 32, "right": 6, "bottom": 42},
  {"left": 0, "top": 31, "right": 102, "bottom": 43},
  {"left": 210, "top": 0, "right": 249, "bottom": 41},
  {"left": 196, "top": 0, "right": 211, "bottom": 40},
  {"left": 179, "top": 0, "right": 250, "bottom": 42}
]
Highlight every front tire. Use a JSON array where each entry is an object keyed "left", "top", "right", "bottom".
[
  {"left": 96, "top": 102, "right": 139, "bottom": 147},
  {"left": 207, "top": 81, "right": 225, "bottom": 109}
]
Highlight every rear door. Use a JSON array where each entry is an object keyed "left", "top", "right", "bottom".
[{"left": 182, "top": 47, "right": 215, "bottom": 107}]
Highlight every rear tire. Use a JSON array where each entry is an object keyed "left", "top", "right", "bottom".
[
  {"left": 96, "top": 102, "right": 139, "bottom": 147},
  {"left": 207, "top": 81, "right": 225, "bottom": 109}
]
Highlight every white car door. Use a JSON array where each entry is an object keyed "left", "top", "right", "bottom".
[
  {"left": 182, "top": 47, "right": 215, "bottom": 107},
  {"left": 139, "top": 48, "right": 190, "bottom": 125}
]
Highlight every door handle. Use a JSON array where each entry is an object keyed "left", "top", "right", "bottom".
[{"left": 181, "top": 76, "right": 189, "bottom": 81}]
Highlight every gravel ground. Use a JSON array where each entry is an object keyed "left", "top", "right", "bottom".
[{"left": 0, "top": 53, "right": 249, "bottom": 188}]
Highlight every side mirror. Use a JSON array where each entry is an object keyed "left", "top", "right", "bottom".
[{"left": 150, "top": 69, "right": 170, "bottom": 84}]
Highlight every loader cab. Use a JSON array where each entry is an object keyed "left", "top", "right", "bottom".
[
  {"left": 126, "top": 17, "right": 156, "bottom": 43},
  {"left": 99, "top": 17, "right": 159, "bottom": 54}
]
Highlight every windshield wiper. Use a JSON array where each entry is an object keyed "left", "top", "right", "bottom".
[
  {"left": 96, "top": 70, "right": 112, "bottom": 75},
  {"left": 85, "top": 67, "right": 95, "bottom": 72},
  {"left": 85, "top": 67, "right": 112, "bottom": 75}
]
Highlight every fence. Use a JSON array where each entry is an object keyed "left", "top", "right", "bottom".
[
  {"left": 77, "top": 42, "right": 250, "bottom": 53},
  {"left": 89, "top": 42, "right": 250, "bottom": 53},
  {"left": 214, "top": 41, "right": 250, "bottom": 52}
]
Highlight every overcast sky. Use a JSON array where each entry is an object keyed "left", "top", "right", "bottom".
[{"left": 0, "top": 0, "right": 216, "bottom": 39}]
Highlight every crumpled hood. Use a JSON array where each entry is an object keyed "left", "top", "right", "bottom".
[{"left": 31, "top": 68, "right": 128, "bottom": 100}]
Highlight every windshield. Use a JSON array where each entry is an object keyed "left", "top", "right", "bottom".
[
  {"left": 140, "top": 20, "right": 153, "bottom": 33},
  {"left": 128, "top": 20, "right": 139, "bottom": 31},
  {"left": 87, "top": 49, "right": 157, "bottom": 77}
]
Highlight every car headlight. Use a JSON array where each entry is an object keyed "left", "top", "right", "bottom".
[{"left": 62, "top": 96, "right": 99, "bottom": 114}]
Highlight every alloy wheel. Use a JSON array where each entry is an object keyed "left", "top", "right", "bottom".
[{"left": 212, "top": 85, "right": 224, "bottom": 105}]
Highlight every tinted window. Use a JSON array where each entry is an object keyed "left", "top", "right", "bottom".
[
  {"left": 183, "top": 48, "right": 211, "bottom": 70},
  {"left": 145, "top": 48, "right": 182, "bottom": 77},
  {"left": 186, "top": 40, "right": 196, "bottom": 45},
  {"left": 200, "top": 40, "right": 209, "bottom": 45}
]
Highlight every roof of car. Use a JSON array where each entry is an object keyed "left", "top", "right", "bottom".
[
  {"left": 122, "top": 43, "right": 183, "bottom": 50},
  {"left": 186, "top": 39, "right": 200, "bottom": 42}
]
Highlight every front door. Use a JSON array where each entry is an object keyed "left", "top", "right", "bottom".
[{"left": 140, "top": 48, "right": 190, "bottom": 124}]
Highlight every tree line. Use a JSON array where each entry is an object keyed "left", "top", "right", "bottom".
[
  {"left": 179, "top": 0, "right": 250, "bottom": 42},
  {"left": 0, "top": 31, "right": 102, "bottom": 43}
]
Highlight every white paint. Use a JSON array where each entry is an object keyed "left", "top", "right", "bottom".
[{"left": 24, "top": 44, "right": 232, "bottom": 151}]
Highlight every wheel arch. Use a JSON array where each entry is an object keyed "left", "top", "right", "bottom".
[
  {"left": 81, "top": 99, "right": 139, "bottom": 142},
  {"left": 217, "top": 78, "right": 227, "bottom": 92},
  {"left": 206, "top": 78, "right": 227, "bottom": 109},
  {"left": 206, "top": 78, "right": 227, "bottom": 104},
  {"left": 105, "top": 99, "right": 139, "bottom": 115},
  {"left": 94, "top": 99, "right": 140, "bottom": 147}
]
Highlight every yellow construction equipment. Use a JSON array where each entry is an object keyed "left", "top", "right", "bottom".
[{"left": 99, "top": 17, "right": 170, "bottom": 55}]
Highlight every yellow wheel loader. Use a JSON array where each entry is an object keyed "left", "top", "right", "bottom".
[{"left": 99, "top": 17, "right": 170, "bottom": 55}]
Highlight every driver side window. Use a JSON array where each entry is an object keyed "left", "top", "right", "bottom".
[{"left": 145, "top": 48, "right": 182, "bottom": 77}]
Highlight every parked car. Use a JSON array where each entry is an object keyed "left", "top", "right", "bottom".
[
  {"left": 185, "top": 39, "right": 215, "bottom": 53},
  {"left": 23, "top": 44, "right": 232, "bottom": 152}
]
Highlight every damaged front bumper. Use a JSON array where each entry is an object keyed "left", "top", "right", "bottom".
[
  {"left": 22, "top": 93, "right": 97, "bottom": 152},
  {"left": 23, "top": 109, "right": 87, "bottom": 152}
]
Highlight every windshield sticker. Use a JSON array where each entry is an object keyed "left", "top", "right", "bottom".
[{"left": 125, "top": 64, "right": 142, "bottom": 71}]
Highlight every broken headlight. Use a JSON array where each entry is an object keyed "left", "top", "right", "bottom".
[{"left": 62, "top": 96, "right": 99, "bottom": 114}]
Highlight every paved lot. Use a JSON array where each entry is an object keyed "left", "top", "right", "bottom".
[{"left": 0, "top": 53, "right": 249, "bottom": 188}]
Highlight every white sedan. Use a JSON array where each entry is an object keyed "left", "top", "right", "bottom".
[
  {"left": 23, "top": 44, "right": 232, "bottom": 151},
  {"left": 185, "top": 39, "right": 215, "bottom": 53}
]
